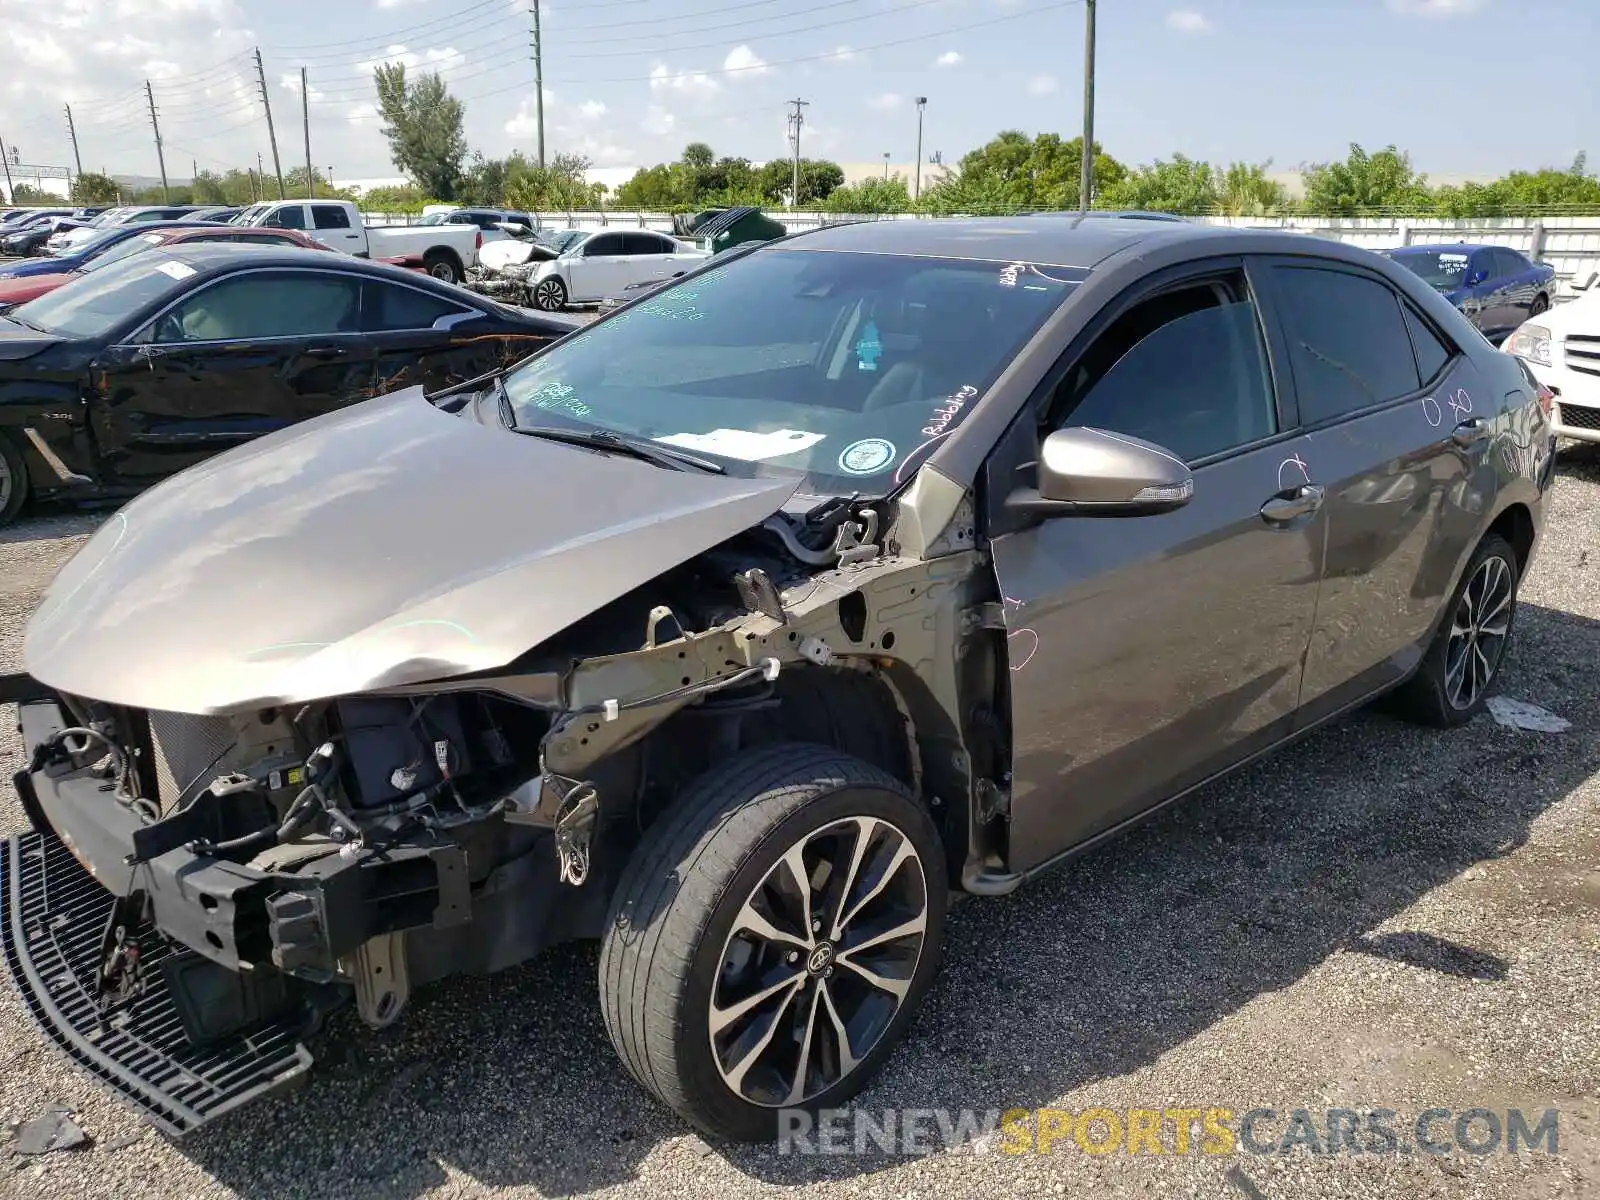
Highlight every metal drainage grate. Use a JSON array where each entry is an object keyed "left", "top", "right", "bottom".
[{"left": 0, "top": 829, "right": 313, "bottom": 1138}]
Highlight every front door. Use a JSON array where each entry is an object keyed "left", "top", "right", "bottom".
[
  {"left": 564, "top": 232, "right": 630, "bottom": 302},
  {"left": 1256, "top": 259, "right": 1485, "bottom": 719},
  {"left": 361, "top": 278, "right": 559, "bottom": 396},
  {"left": 988, "top": 265, "right": 1325, "bottom": 871},
  {"left": 90, "top": 269, "right": 375, "bottom": 483}
]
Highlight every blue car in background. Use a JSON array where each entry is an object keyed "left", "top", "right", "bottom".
[
  {"left": 0, "top": 221, "right": 230, "bottom": 280},
  {"left": 1385, "top": 243, "right": 1556, "bottom": 344}
]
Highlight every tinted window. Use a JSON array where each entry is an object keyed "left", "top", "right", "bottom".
[
  {"left": 1059, "top": 287, "right": 1276, "bottom": 463},
  {"left": 1403, "top": 306, "right": 1452, "bottom": 384},
  {"left": 364, "top": 281, "right": 473, "bottom": 331},
  {"left": 623, "top": 233, "right": 671, "bottom": 256},
  {"left": 1272, "top": 266, "right": 1421, "bottom": 424},
  {"left": 1494, "top": 248, "right": 1527, "bottom": 278},
  {"left": 312, "top": 205, "right": 351, "bottom": 230},
  {"left": 584, "top": 233, "right": 624, "bottom": 256},
  {"left": 263, "top": 205, "right": 308, "bottom": 230},
  {"left": 1389, "top": 249, "right": 1472, "bottom": 291},
  {"left": 151, "top": 271, "right": 361, "bottom": 341},
  {"left": 502, "top": 249, "right": 1080, "bottom": 494}
]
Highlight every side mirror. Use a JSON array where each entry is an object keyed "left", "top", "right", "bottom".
[
  {"left": 1466, "top": 269, "right": 1489, "bottom": 287},
  {"left": 1006, "top": 426, "right": 1194, "bottom": 519}
]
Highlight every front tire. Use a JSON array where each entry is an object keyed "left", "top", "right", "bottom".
[
  {"left": 1390, "top": 533, "right": 1519, "bottom": 727},
  {"left": 1530, "top": 294, "right": 1549, "bottom": 317},
  {"left": 423, "top": 249, "right": 462, "bottom": 283},
  {"left": 599, "top": 743, "right": 947, "bottom": 1142},
  {"left": 0, "top": 433, "right": 29, "bottom": 528},
  {"left": 532, "top": 275, "right": 568, "bottom": 312}
]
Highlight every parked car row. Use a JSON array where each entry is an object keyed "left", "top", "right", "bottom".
[{"left": 0, "top": 215, "right": 1556, "bottom": 1150}]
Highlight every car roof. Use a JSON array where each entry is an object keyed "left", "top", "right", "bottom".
[
  {"left": 1394, "top": 242, "right": 1505, "bottom": 253},
  {"left": 150, "top": 241, "right": 475, "bottom": 287},
  {"left": 778, "top": 215, "right": 1228, "bottom": 269}
]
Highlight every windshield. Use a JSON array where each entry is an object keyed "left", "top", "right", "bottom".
[
  {"left": 418, "top": 212, "right": 451, "bottom": 225},
  {"left": 502, "top": 248, "right": 1081, "bottom": 495},
  {"left": 231, "top": 204, "right": 270, "bottom": 226},
  {"left": 9, "top": 251, "right": 192, "bottom": 338},
  {"left": 80, "top": 229, "right": 171, "bottom": 272},
  {"left": 537, "top": 229, "right": 586, "bottom": 254},
  {"left": 1390, "top": 249, "right": 1473, "bottom": 291}
]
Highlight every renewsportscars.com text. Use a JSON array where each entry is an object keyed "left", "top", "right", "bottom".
[{"left": 777, "top": 1106, "right": 1561, "bottom": 1157}]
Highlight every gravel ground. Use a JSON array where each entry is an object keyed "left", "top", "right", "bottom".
[{"left": 2, "top": 454, "right": 1599, "bottom": 1199}]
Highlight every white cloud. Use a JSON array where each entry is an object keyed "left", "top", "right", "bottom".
[
  {"left": 279, "top": 72, "right": 326, "bottom": 103},
  {"left": 1165, "top": 9, "right": 1213, "bottom": 32},
  {"left": 1026, "top": 73, "right": 1058, "bottom": 96},
  {"left": 374, "top": 0, "right": 427, "bottom": 7},
  {"left": 642, "top": 105, "right": 677, "bottom": 136},
  {"left": 355, "top": 44, "right": 466, "bottom": 78},
  {"left": 649, "top": 62, "right": 719, "bottom": 95},
  {"left": 867, "top": 92, "right": 903, "bottom": 111},
  {"left": 503, "top": 92, "right": 557, "bottom": 139},
  {"left": 347, "top": 102, "right": 380, "bottom": 127},
  {"left": 1386, "top": 0, "right": 1486, "bottom": 14},
  {"left": 934, "top": 50, "right": 963, "bottom": 67},
  {"left": 577, "top": 99, "right": 607, "bottom": 120},
  {"left": 828, "top": 45, "right": 858, "bottom": 63},
  {"left": 723, "top": 44, "right": 769, "bottom": 78}
]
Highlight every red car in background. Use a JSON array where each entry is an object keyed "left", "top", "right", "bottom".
[{"left": 0, "top": 225, "right": 335, "bottom": 308}]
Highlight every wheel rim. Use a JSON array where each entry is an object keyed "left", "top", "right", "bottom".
[
  {"left": 708, "top": 815, "right": 928, "bottom": 1108},
  {"left": 1444, "top": 554, "right": 1514, "bottom": 710},
  {"left": 430, "top": 262, "right": 454, "bottom": 281},
  {"left": 0, "top": 452, "right": 11, "bottom": 512},
  {"left": 536, "top": 280, "right": 563, "bottom": 309}
]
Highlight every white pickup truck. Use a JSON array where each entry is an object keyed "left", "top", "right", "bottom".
[{"left": 228, "top": 199, "right": 482, "bottom": 282}]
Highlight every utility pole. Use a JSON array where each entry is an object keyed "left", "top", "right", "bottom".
[
  {"left": 883, "top": 152, "right": 890, "bottom": 180},
  {"left": 256, "top": 153, "right": 265, "bottom": 201},
  {"left": 254, "top": 47, "right": 287, "bottom": 199},
  {"left": 0, "top": 136, "right": 13, "bottom": 204},
  {"left": 146, "top": 80, "right": 169, "bottom": 202},
  {"left": 914, "top": 97, "right": 927, "bottom": 202},
  {"left": 1079, "top": 0, "right": 1097, "bottom": 213},
  {"left": 301, "top": 67, "right": 313, "bottom": 199},
  {"left": 529, "top": 0, "right": 546, "bottom": 168},
  {"left": 785, "top": 97, "right": 808, "bottom": 208},
  {"left": 64, "top": 105, "right": 83, "bottom": 179}
]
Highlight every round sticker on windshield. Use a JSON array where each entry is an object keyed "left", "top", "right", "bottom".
[{"left": 838, "top": 438, "right": 897, "bottom": 476}]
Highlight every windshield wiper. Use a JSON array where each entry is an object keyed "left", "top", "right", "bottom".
[{"left": 509, "top": 422, "right": 724, "bottom": 474}]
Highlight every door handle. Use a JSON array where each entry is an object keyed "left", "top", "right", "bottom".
[
  {"left": 1259, "top": 484, "right": 1324, "bottom": 525},
  {"left": 1452, "top": 417, "right": 1490, "bottom": 448},
  {"left": 304, "top": 346, "right": 349, "bottom": 359}
]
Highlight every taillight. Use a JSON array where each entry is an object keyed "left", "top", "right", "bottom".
[
  {"left": 1536, "top": 383, "right": 1555, "bottom": 417},
  {"left": 475, "top": 230, "right": 483, "bottom": 250}
]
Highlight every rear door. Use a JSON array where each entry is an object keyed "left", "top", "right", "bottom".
[
  {"left": 988, "top": 261, "right": 1325, "bottom": 868},
  {"left": 309, "top": 203, "right": 364, "bottom": 253},
  {"left": 362, "top": 277, "right": 548, "bottom": 395},
  {"left": 89, "top": 268, "right": 375, "bottom": 483},
  {"left": 1254, "top": 257, "right": 1486, "bottom": 722}
]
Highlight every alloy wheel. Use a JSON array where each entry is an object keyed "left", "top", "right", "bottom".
[
  {"left": 535, "top": 280, "right": 564, "bottom": 310},
  {"left": 0, "top": 453, "right": 11, "bottom": 514},
  {"left": 1444, "top": 554, "right": 1514, "bottom": 710},
  {"left": 708, "top": 815, "right": 929, "bottom": 1108},
  {"left": 430, "top": 262, "right": 455, "bottom": 281}
]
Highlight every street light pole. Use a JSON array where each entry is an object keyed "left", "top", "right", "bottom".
[
  {"left": 914, "top": 97, "right": 927, "bottom": 202},
  {"left": 1079, "top": 0, "right": 1097, "bottom": 213},
  {"left": 883, "top": 152, "right": 890, "bottom": 180}
]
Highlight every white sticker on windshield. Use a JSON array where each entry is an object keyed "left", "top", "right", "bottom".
[
  {"left": 1439, "top": 254, "right": 1469, "bottom": 265},
  {"left": 154, "top": 259, "right": 196, "bottom": 280},
  {"left": 142, "top": 233, "right": 165, "bottom": 244},
  {"left": 655, "top": 428, "right": 824, "bottom": 461},
  {"left": 838, "top": 438, "right": 897, "bottom": 476}
]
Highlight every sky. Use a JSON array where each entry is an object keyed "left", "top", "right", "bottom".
[{"left": 1, "top": 0, "right": 1594, "bottom": 186}]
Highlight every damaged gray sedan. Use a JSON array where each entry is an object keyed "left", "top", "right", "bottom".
[{"left": 3, "top": 217, "right": 1554, "bottom": 1143}]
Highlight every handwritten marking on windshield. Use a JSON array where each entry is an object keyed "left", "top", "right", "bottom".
[
  {"left": 923, "top": 385, "right": 979, "bottom": 437},
  {"left": 531, "top": 382, "right": 593, "bottom": 419}
]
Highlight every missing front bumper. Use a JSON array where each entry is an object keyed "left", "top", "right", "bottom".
[{"left": 0, "top": 827, "right": 316, "bottom": 1138}]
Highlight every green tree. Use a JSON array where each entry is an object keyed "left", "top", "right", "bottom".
[
  {"left": 756, "top": 158, "right": 843, "bottom": 206},
  {"left": 8, "top": 183, "right": 59, "bottom": 205},
  {"left": 1300, "top": 143, "right": 1430, "bottom": 215},
  {"left": 1216, "top": 161, "right": 1290, "bottom": 216},
  {"left": 919, "top": 132, "right": 1126, "bottom": 213},
  {"left": 283, "top": 166, "right": 354, "bottom": 200},
  {"left": 457, "top": 152, "right": 510, "bottom": 207},
  {"left": 504, "top": 152, "right": 603, "bottom": 210},
  {"left": 373, "top": 63, "right": 468, "bottom": 201},
  {"left": 614, "top": 163, "right": 675, "bottom": 208},
  {"left": 359, "top": 184, "right": 430, "bottom": 213},
  {"left": 823, "top": 175, "right": 912, "bottom": 214},
  {"left": 1098, "top": 154, "right": 1217, "bottom": 213},
  {"left": 70, "top": 172, "right": 122, "bottom": 205},
  {"left": 681, "top": 142, "right": 715, "bottom": 171}
]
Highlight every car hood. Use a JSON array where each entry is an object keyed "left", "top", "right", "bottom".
[
  {"left": 0, "top": 316, "right": 66, "bottom": 360},
  {"left": 1535, "top": 288, "right": 1600, "bottom": 338},
  {"left": 479, "top": 239, "right": 559, "bottom": 270},
  {"left": 23, "top": 388, "right": 802, "bottom": 714}
]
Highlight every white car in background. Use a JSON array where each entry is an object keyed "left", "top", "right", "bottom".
[
  {"left": 1504, "top": 280, "right": 1600, "bottom": 444},
  {"left": 513, "top": 228, "right": 709, "bottom": 310}
]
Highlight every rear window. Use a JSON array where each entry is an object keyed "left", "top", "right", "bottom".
[
  {"left": 312, "top": 205, "right": 351, "bottom": 230},
  {"left": 9, "top": 252, "right": 193, "bottom": 339}
]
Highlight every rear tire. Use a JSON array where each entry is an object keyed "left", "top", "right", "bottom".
[
  {"left": 0, "top": 433, "right": 29, "bottom": 529},
  {"left": 599, "top": 743, "right": 947, "bottom": 1142},
  {"left": 1390, "top": 534, "right": 1519, "bottom": 727},
  {"left": 423, "top": 250, "right": 462, "bottom": 283}
]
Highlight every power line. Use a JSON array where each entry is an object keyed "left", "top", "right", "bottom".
[{"left": 258, "top": 0, "right": 508, "bottom": 53}]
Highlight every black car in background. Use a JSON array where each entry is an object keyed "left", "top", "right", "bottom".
[{"left": 0, "top": 243, "right": 578, "bottom": 525}]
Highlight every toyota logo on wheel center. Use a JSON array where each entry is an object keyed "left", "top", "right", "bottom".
[{"left": 806, "top": 943, "right": 836, "bottom": 974}]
